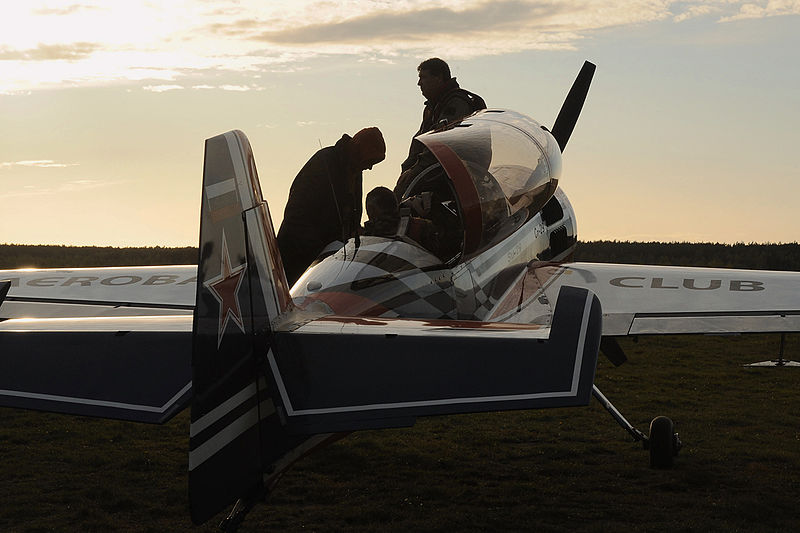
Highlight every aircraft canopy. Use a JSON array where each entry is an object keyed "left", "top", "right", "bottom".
[{"left": 417, "top": 109, "right": 562, "bottom": 256}]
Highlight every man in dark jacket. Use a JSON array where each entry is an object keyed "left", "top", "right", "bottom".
[
  {"left": 277, "top": 127, "right": 386, "bottom": 286},
  {"left": 396, "top": 58, "right": 486, "bottom": 197}
]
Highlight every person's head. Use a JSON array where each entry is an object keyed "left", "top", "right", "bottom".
[
  {"left": 351, "top": 127, "right": 386, "bottom": 171},
  {"left": 417, "top": 57, "right": 451, "bottom": 101},
  {"left": 365, "top": 186, "right": 399, "bottom": 221}
]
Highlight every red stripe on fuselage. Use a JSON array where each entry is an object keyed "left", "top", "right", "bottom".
[
  {"left": 424, "top": 141, "right": 482, "bottom": 255},
  {"left": 297, "top": 291, "right": 391, "bottom": 317}
]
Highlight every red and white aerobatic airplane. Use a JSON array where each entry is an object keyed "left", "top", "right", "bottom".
[{"left": 1, "top": 62, "right": 798, "bottom": 527}]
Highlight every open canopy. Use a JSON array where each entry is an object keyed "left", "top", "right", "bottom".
[{"left": 416, "top": 109, "right": 562, "bottom": 256}]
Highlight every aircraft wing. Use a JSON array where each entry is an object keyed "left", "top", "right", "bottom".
[
  {"left": 0, "top": 265, "right": 196, "bottom": 319},
  {"left": 490, "top": 262, "right": 800, "bottom": 336}
]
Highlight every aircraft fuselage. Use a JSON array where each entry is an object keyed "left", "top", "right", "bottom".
[{"left": 292, "top": 110, "right": 578, "bottom": 322}]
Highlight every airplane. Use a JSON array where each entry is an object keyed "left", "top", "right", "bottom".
[{"left": 1, "top": 61, "right": 798, "bottom": 529}]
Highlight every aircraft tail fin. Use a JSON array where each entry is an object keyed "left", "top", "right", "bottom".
[{"left": 188, "top": 130, "right": 294, "bottom": 524}]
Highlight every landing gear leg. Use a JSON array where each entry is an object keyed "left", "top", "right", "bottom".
[
  {"left": 218, "top": 485, "right": 267, "bottom": 532},
  {"left": 591, "top": 385, "right": 681, "bottom": 467}
]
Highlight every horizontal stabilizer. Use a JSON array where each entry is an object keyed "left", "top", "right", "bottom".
[
  {"left": 0, "top": 316, "right": 192, "bottom": 423},
  {"left": 267, "top": 285, "right": 602, "bottom": 434}
]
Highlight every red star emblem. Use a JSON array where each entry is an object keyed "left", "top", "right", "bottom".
[{"left": 204, "top": 230, "right": 247, "bottom": 347}]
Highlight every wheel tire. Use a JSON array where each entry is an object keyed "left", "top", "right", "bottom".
[{"left": 649, "top": 416, "right": 675, "bottom": 468}]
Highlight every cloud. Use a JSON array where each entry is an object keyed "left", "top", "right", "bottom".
[
  {"left": 296, "top": 120, "right": 334, "bottom": 127},
  {"left": 142, "top": 84, "right": 184, "bottom": 92},
  {"left": 219, "top": 84, "right": 253, "bottom": 91},
  {"left": 60, "top": 179, "right": 109, "bottom": 191},
  {"left": 0, "top": 160, "right": 78, "bottom": 169},
  {"left": 207, "top": 18, "right": 264, "bottom": 36},
  {"left": 206, "top": 1, "right": 680, "bottom": 58},
  {"left": 0, "top": 179, "right": 121, "bottom": 199},
  {"left": 247, "top": 2, "right": 567, "bottom": 44},
  {"left": 0, "top": 42, "right": 99, "bottom": 61},
  {"left": 3, "top": 1, "right": 800, "bottom": 93},
  {"left": 33, "top": 4, "right": 100, "bottom": 16},
  {"left": 719, "top": 1, "right": 800, "bottom": 22},
  {"left": 186, "top": 83, "right": 259, "bottom": 91},
  {"left": 673, "top": 4, "right": 718, "bottom": 22},
  {"left": 143, "top": 82, "right": 259, "bottom": 92}
]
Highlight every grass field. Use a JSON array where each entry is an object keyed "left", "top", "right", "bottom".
[{"left": 0, "top": 334, "right": 798, "bottom": 532}]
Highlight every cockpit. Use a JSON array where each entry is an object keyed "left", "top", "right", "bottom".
[
  {"left": 398, "top": 109, "right": 562, "bottom": 261},
  {"left": 294, "top": 109, "right": 565, "bottom": 316}
]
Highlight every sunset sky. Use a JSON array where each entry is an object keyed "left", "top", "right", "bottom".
[{"left": 1, "top": 1, "right": 798, "bottom": 247}]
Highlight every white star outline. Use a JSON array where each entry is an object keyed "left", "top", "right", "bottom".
[{"left": 203, "top": 229, "right": 248, "bottom": 347}]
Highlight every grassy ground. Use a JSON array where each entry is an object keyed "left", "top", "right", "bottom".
[{"left": 1, "top": 334, "right": 798, "bottom": 532}]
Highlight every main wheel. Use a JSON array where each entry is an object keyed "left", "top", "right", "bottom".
[{"left": 649, "top": 416, "right": 675, "bottom": 468}]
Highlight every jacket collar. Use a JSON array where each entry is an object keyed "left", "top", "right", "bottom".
[{"left": 425, "top": 77, "right": 460, "bottom": 106}]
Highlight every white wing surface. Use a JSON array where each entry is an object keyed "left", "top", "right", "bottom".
[
  {"left": 0, "top": 265, "right": 196, "bottom": 318},
  {"left": 492, "top": 262, "right": 800, "bottom": 335}
]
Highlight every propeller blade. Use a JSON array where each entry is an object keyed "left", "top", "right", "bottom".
[{"left": 550, "top": 60, "right": 596, "bottom": 153}]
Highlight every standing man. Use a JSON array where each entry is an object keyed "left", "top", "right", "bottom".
[
  {"left": 396, "top": 58, "right": 486, "bottom": 196},
  {"left": 277, "top": 127, "right": 386, "bottom": 286}
]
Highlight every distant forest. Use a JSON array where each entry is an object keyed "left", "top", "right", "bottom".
[
  {"left": 575, "top": 241, "right": 800, "bottom": 271},
  {"left": 1, "top": 241, "right": 799, "bottom": 271},
  {"left": 0, "top": 244, "right": 197, "bottom": 269}
]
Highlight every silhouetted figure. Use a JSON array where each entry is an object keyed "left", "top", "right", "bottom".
[
  {"left": 277, "top": 127, "right": 386, "bottom": 286},
  {"left": 364, "top": 186, "right": 401, "bottom": 238},
  {"left": 364, "top": 186, "right": 443, "bottom": 259},
  {"left": 396, "top": 58, "right": 486, "bottom": 198}
]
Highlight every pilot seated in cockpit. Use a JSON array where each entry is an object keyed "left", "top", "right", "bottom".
[
  {"left": 364, "top": 186, "right": 401, "bottom": 238},
  {"left": 364, "top": 186, "right": 441, "bottom": 258}
]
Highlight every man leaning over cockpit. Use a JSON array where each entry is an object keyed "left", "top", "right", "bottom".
[{"left": 277, "top": 128, "right": 386, "bottom": 287}]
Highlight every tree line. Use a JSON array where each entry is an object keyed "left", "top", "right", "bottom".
[
  {"left": 0, "top": 244, "right": 196, "bottom": 269},
  {"left": 1, "top": 241, "right": 798, "bottom": 271},
  {"left": 575, "top": 241, "right": 800, "bottom": 271}
]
